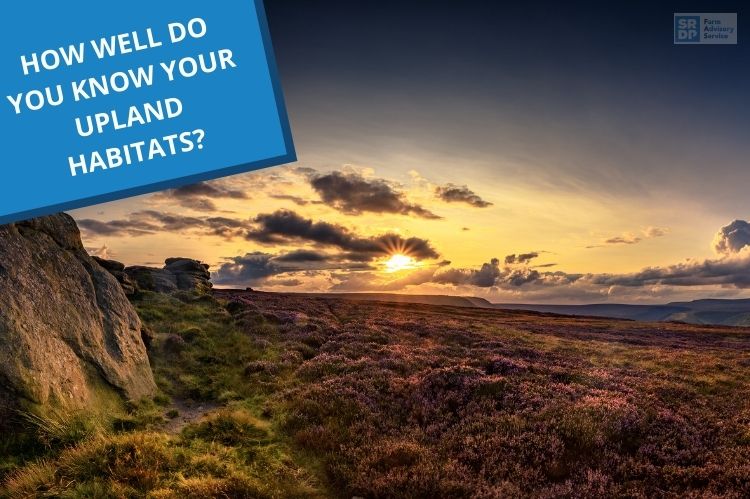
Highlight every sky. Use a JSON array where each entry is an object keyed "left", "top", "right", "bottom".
[{"left": 70, "top": 0, "right": 750, "bottom": 304}]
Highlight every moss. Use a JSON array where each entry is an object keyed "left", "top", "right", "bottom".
[{"left": 131, "top": 292, "right": 265, "bottom": 402}]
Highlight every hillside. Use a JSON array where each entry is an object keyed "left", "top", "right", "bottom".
[
  {"left": 297, "top": 291, "right": 495, "bottom": 309},
  {"left": 494, "top": 303, "right": 689, "bottom": 322},
  {"left": 4, "top": 288, "right": 750, "bottom": 496}
]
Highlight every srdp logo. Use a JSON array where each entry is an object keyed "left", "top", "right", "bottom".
[{"left": 675, "top": 15, "right": 700, "bottom": 43}]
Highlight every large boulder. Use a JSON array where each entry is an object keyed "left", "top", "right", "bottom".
[
  {"left": 0, "top": 214, "right": 156, "bottom": 426},
  {"left": 92, "top": 256, "right": 137, "bottom": 296},
  {"left": 124, "top": 257, "right": 212, "bottom": 294}
]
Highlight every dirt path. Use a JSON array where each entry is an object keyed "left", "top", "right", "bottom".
[{"left": 162, "top": 399, "right": 220, "bottom": 434}]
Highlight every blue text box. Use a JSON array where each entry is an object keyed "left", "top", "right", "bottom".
[{"left": 0, "top": 0, "right": 294, "bottom": 224}]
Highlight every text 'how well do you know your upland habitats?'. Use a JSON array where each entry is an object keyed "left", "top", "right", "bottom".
[{"left": 6, "top": 18, "right": 238, "bottom": 177}]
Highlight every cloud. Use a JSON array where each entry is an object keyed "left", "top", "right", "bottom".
[
  {"left": 86, "top": 244, "right": 113, "bottom": 260},
  {"left": 170, "top": 181, "right": 248, "bottom": 200},
  {"left": 246, "top": 210, "right": 440, "bottom": 261},
  {"left": 434, "top": 246, "right": 750, "bottom": 292},
  {"left": 270, "top": 194, "right": 312, "bottom": 206},
  {"left": 152, "top": 181, "right": 249, "bottom": 212},
  {"left": 592, "top": 226, "right": 670, "bottom": 247},
  {"left": 505, "top": 252, "right": 539, "bottom": 265},
  {"left": 213, "top": 252, "right": 280, "bottom": 285},
  {"left": 176, "top": 198, "right": 219, "bottom": 212},
  {"left": 273, "top": 250, "right": 330, "bottom": 263},
  {"left": 434, "top": 258, "right": 544, "bottom": 288},
  {"left": 210, "top": 208, "right": 442, "bottom": 287},
  {"left": 586, "top": 253, "right": 750, "bottom": 288},
  {"left": 644, "top": 226, "right": 669, "bottom": 238},
  {"left": 78, "top": 217, "right": 159, "bottom": 237},
  {"left": 713, "top": 220, "right": 750, "bottom": 256},
  {"left": 604, "top": 234, "right": 642, "bottom": 245},
  {"left": 78, "top": 211, "right": 248, "bottom": 239},
  {"left": 435, "top": 184, "right": 493, "bottom": 208},
  {"left": 308, "top": 171, "right": 441, "bottom": 219},
  {"left": 213, "top": 248, "right": 377, "bottom": 286},
  {"left": 430, "top": 243, "right": 750, "bottom": 295},
  {"left": 77, "top": 207, "right": 441, "bottom": 266}
]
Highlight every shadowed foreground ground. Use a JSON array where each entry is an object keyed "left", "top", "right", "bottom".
[{"left": 4, "top": 289, "right": 750, "bottom": 497}]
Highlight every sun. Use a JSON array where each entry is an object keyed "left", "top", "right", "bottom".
[{"left": 384, "top": 254, "right": 419, "bottom": 273}]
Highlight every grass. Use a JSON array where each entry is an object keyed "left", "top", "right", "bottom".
[
  {"left": 4, "top": 429, "right": 318, "bottom": 498},
  {"left": 1, "top": 291, "right": 328, "bottom": 497}
]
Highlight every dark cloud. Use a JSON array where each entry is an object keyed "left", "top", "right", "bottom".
[
  {"left": 274, "top": 250, "right": 330, "bottom": 262},
  {"left": 78, "top": 216, "right": 160, "bottom": 237},
  {"left": 213, "top": 248, "right": 377, "bottom": 286},
  {"left": 505, "top": 252, "right": 539, "bottom": 265},
  {"left": 177, "top": 198, "right": 219, "bottom": 212},
  {"left": 270, "top": 194, "right": 311, "bottom": 206},
  {"left": 246, "top": 210, "right": 440, "bottom": 260},
  {"left": 78, "top": 211, "right": 248, "bottom": 239},
  {"left": 203, "top": 216, "right": 248, "bottom": 239},
  {"left": 435, "top": 184, "right": 493, "bottom": 208},
  {"left": 77, "top": 208, "right": 440, "bottom": 266},
  {"left": 170, "top": 182, "right": 248, "bottom": 200},
  {"left": 294, "top": 166, "right": 319, "bottom": 177},
  {"left": 152, "top": 181, "right": 248, "bottom": 212},
  {"left": 309, "top": 171, "right": 441, "bottom": 219},
  {"left": 605, "top": 235, "right": 641, "bottom": 245},
  {"left": 713, "top": 220, "right": 750, "bottom": 255},
  {"left": 213, "top": 252, "right": 280, "bottom": 285}
]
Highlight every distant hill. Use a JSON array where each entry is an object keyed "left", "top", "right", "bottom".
[
  {"left": 493, "top": 303, "right": 689, "bottom": 322},
  {"left": 285, "top": 292, "right": 750, "bottom": 327},
  {"left": 301, "top": 292, "right": 496, "bottom": 309},
  {"left": 495, "top": 299, "right": 750, "bottom": 326}
]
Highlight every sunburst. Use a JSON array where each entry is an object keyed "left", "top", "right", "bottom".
[{"left": 384, "top": 253, "right": 419, "bottom": 273}]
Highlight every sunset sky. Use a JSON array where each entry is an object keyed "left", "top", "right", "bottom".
[{"left": 70, "top": 1, "right": 750, "bottom": 304}]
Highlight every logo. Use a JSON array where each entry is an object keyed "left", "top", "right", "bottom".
[
  {"left": 674, "top": 13, "right": 737, "bottom": 45},
  {"left": 675, "top": 16, "right": 700, "bottom": 42}
]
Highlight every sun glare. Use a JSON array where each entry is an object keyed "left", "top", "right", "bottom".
[{"left": 384, "top": 253, "right": 418, "bottom": 273}]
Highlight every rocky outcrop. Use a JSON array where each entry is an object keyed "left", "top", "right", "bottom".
[
  {"left": 92, "top": 256, "right": 137, "bottom": 296},
  {"left": 0, "top": 214, "right": 156, "bottom": 425},
  {"left": 124, "top": 258, "right": 212, "bottom": 294}
]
